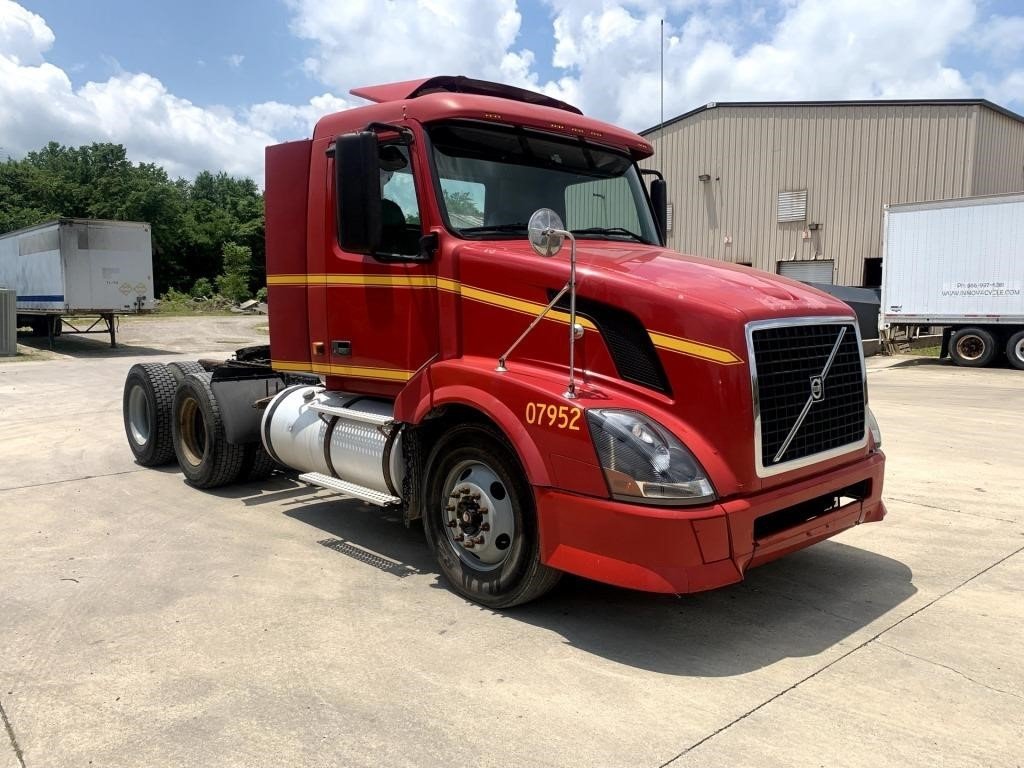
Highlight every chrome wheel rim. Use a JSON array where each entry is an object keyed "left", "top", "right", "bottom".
[
  {"left": 441, "top": 460, "right": 515, "bottom": 572},
  {"left": 127, "top": 384, "right": 150, "bottom": 446},
  {"left": 1014, "top": 338, "right": 1024, "bottom": 364}
]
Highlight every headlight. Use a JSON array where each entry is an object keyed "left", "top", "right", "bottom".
[
  {"left": 586, "top": 409, "right": 716, "bottom": 506},
  {"left": 867, "top": 407, "right": 882, "bottom": 448}
]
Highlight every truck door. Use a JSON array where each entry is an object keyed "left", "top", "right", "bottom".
[{"left": 321, "top": 138, "right": 439, "bottom": 396}]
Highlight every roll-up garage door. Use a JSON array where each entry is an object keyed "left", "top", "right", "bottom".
[{"left": 778, "top": 260, "right": 835, "bottom": 284}]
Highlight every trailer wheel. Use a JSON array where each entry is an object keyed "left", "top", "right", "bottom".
[
  {"left": 171, "top": 372, "right": 246, "bottom": 488},
  {"left": 423, "top": 423, "right": 561, "bottom": 608},
  {"left": 166, "top": 360, "right": 206, "bottom": 387},
  {"left": 950, "top": 327, "right": 996, "bottom": 367},
  {"left": 1006, "top": 330, "right": 1024, "bottom": 371},
  {"left": 123, "top": 363, "right": 177, "bottom": 466}
]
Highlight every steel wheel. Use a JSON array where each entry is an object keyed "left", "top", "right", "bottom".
[
  {"left": 423, "top": 422, "right": 561, "bottom": 608},
  {"left": 954, "top": 334, "right": 985, "bottom": 361},
  {"left": 949, "top": 327, "right": 996, "bottom": 368},
  {"left": 1006, "top": 330, "right": 1024, "bottom": 371},
  {"left": 441, "top": 459, "right": 517, "bottom": 572},
  {"left": 127, "top": 383, "right": 151, "bottom": 446}
]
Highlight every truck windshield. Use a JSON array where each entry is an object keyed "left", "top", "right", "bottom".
[{"left": 428, "top": 121, "right": 659, "bottom": 245}]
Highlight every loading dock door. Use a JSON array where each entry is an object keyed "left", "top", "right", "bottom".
[{"left": 778, "top": 260, "right": 835, "bottom": 284}]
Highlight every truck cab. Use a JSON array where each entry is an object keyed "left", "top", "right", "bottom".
[{"left": 126, "top": 76, "right": 886, "bottom": 607}]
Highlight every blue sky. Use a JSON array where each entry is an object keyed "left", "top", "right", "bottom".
[{"left": 2, "top": 0, "right": 1022, "bottom": 180}]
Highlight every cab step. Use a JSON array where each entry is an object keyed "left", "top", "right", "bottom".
[
  {"left": 308, "top": 403, "right": 393, "bottom": 427},
  {"left": 298, "top": 472, "right": 401, "bottom": 507}
]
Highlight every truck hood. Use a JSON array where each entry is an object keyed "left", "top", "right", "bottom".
[{"left": 569, "top": 242, "right": 844, "bottom": 322}]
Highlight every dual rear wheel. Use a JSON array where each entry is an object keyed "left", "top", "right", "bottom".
[
  {"left": 122, "top": 362, "right": 278, "bottom": 487},
  {"left": 949, "top": 327, "right": 1024, "bottom": 370}
]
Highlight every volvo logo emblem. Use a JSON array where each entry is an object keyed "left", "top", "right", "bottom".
[{"left": 809, "top": 375, "right": 825, "bottom": 402}]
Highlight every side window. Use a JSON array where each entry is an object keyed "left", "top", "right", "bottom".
[
  {"left": 379, "top": 144, "right": 421, "bottom": 255},
  {"left": 439, "top": 178, "right": 485, "bottom": 228},
  {"left": 565, "top": 176, "right": 641, "bottom": 232}
]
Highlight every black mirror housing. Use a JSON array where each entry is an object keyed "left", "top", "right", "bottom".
[
  {"left": 650, "top": 177, "right": 668, "bottom": 245},
  {"left": 335, "top": 131, "right": 382, "bottom": 254}
]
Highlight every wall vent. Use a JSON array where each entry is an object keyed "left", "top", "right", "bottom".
[{"left": 777, "top": 190, "right": 808, "bottom": 223}]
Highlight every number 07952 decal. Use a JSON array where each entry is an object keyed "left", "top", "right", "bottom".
[{"left": 524, "top": 401, "right": 582, "bottom": 431}]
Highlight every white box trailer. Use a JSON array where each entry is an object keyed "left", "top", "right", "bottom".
[
  {"left": 881, "top": 193, "right": 1024, "bottom": 370},
  {"left": 0, "top": 218, "right": 155, "bottom": 347}
]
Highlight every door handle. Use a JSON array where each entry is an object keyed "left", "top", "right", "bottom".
[{"left": 332, "top": 340, "right": 352, "bottom": 356}]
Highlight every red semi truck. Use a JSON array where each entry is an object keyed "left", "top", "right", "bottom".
[{"left": 122, "top": 76, "right": 886, "bottom": 607}]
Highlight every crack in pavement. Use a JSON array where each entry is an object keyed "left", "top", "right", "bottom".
[
  {"left": 0, "top": 468, "right": 146, "bottom": 493},
  {"left": 0, "top": 695, "right": 26, "bottom": 768},
  {"left": 874, "top": 640, "right": 1023, "bottom": 702},
  {"left": 657, "top": 543, "right": 1024, "bottom": 767},
  {"left": 887, "top": 496, "right": 1018, "bottom": 525}
]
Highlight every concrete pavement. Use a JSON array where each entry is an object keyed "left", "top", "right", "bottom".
[{"left": 0, "top": 318, "right": 1021, "bottom": 767}]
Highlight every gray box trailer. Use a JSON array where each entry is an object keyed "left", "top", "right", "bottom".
[
  {"left": 0, "top": 218, "right": 155, "bottom": 347},
  {"left": 881, "top": 193, "right": 1024, "bottom": 369}
]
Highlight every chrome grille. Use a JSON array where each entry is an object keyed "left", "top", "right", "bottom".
[{"left": 748, "top": 318, "right": 866, "bottom": 476}]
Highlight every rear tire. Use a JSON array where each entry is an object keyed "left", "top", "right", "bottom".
[
  {"left": 423, "top": 423, "right": 561, "bottom": 608},
  {"left": 1006, "top": 330, "right": 1024, "bottom": 371},
  {"left": 949, "top": 327, "right": 996, "bottom": 367},
  {"left": 171, "top": 372, "right": 246, "bottom": 488},
  {"left": 123, "top": 363, "right": 177, "bottom": 466},
  {"left": 167, "top": 360, "right": 206, "bottom": 387}
]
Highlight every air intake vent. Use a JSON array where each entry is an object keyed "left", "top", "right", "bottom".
[{"left": 554, "top": 294, "right": 670, "bottom": 395}]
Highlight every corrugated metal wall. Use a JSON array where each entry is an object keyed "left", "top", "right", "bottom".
[
  {"left": 973, "top": 110, "right": 1024, "bottom": 195},
  {"left": 643, "top": 103, "right": 1024, "bottom": 286}
]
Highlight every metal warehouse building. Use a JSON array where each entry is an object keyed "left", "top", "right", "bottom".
[{"left": 641, "top": 100, "right": 1024, "bottom": 287}]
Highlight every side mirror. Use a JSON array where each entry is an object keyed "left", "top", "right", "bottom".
[
  {"left": 528, "top": 208, "right": 565, "bottom": 257},
  {"left": 335, "top": 131, "right": 381, "bottom": 254},
  {"left": 650, "top": 177, "right": 667, "bottom": 244}
]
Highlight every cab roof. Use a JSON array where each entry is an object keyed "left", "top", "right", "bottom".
[{"left": 316, "top": 75, "right": 653, "bottom": 161}]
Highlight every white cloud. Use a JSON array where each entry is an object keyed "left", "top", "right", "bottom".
[
  {"left": 0, "top": 0, "right": 52, "bottom": 65},
  {"left": 0, "top": 0, "right": 342, "bottom": 181},
  {"left": 540, "top": 0, "right": 982, "bottom": 130},
  {"left": 225, "top": 53, "right": 245, "bottom": 69},
  {"left": 286, "top": 0, "right": 539, "bottom": 90}
]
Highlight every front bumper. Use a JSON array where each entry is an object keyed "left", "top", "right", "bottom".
[{"left": 536, "top": 450, "right": 886, "bottom": 594}]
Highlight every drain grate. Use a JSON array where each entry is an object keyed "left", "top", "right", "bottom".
[{"left": 318, "top": 538, "right": 419, "bottom": 578}]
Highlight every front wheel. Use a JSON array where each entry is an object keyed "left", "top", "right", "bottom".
[{"left": 423, "top": 424, "right": 561, "bottom": 608}]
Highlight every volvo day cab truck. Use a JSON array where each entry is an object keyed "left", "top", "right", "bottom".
[
  {"left": 881, "top": 193, "right": 1024, "bottom": 369},
  {"left": 122, "top": 76, "right": 886, "bottom": 607}
]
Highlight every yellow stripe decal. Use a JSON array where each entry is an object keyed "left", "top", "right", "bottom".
[
  {"left": 267, "top": 275, "right": 741, "bottom": 366},
  {"left": 648, "top": 332, "right": 744, "bottom": 365},
  {"left": 272, "top": 359, "right": 413, "bottom": 381},
  {"left": 268, "top": 274, "right": 437, "bottom": 288}
]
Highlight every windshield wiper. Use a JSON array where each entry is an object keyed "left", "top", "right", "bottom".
[
  {"left": 458, "top": 223, "right": 528, "bottom": 235},
  {"left": 571, "top": 226, "right": 650, "bottom": 243}
]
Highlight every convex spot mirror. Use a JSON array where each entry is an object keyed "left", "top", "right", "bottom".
[{"left": 528, "top": 208, "right": 565, "bottom": 258}]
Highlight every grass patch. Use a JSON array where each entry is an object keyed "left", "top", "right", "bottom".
[{"left": 900, "top": 345, "right": 940, "bottom": 357}]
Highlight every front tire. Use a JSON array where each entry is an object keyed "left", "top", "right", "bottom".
[
  {"left": 423, "top": 423, "right": 561, "bottom": 608},
  {"left": 171, "top": 372, "right": 246, "bottom": 488},
  {"left": 1005, "top": 330, "right": 1024, "bottom": 371},
  {"left": 949, "top": 327, "right": 996, "bottom": 367}
]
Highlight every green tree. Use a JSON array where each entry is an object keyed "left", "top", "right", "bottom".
[
  {"left": 444, "top": 189, "right": 482, "bottom": 217},
  {"left": 190, "top": 277, "right": 213, "bottom": 298},
  {"left": 215, "top": 241, "right": 252, "bottom": 303}
]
